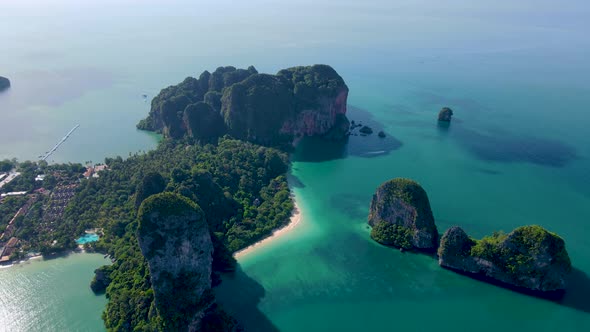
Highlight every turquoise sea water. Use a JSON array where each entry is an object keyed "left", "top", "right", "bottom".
[
  {"left": 1, "top": 0, "right": 590, "bottom": 331},
  {"left": 0, "top": 254, "right": 108, "bottom": 332},
  {"left": 76, "top": 234, "right": 100, "bottom": 245}
]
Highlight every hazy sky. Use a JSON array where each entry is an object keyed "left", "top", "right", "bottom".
[{"left": 1, "top": 0, "right": 589, "bottom": 72}]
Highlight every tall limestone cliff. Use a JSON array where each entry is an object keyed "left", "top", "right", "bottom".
[
  {"left": 0, "top": 76, "right": 10, "bottom": 91},
  {"left": 275, "top": 65, "right": 349, "bottom": 141},
  {"left": 138, "top": 65, "right": 349, "bottom": 145},
  {"left": 368, "top": 178, "right": 438, "bottom": 250},
  {"left": 438, "top": 225, "right": 571, "bottom": 292},
  {"left": 137, "top": 192, "right": 214, "bottom": 331}
]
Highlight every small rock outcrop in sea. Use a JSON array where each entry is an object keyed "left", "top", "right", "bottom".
[
  {"left": 349, "top": 120, "right": 362, "bottom": 130},
  {"left": 0, "top": 76, "right": 10, "bottom": 91},
  {"left": 359, "top": 125, "right": 373, "bottom": 135},
  {"left": 368, "top": 178, "right": 438, "bottom": 250},
  {"left": 378, "top": 131, "right": 386, "bottom": 138},
  {"left": 438, "top": 225, "right": 571, "bottom": 291},
  {"left": 438, "top": 107, "right": 453, "bottom": 122},
  {"left": 137, "top": 192, "right": 214, "bottom": 331},
  {"left": 137, "top": 65, "right": 350, "bottom": 145}
]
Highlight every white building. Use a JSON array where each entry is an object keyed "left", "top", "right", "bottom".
[{"left": 0, "top": 191, "right": 27, "bottom": 198}]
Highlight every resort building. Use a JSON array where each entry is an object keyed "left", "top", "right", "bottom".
[
  {"left": 0, "top": 191, "right": 27, "bottom": 198},
  {"left": 83, "top": 164, "right": 109, "bottom": 178},
  {"left": 0, "top": 237, "right": 20, "bottom": 263}
]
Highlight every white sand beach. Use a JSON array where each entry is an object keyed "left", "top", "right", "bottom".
[{"left": 234, "top": 198, "right": 302, "bottom": 259}]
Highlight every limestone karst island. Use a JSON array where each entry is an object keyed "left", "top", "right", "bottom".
[
  {"left": 368, "top": 178, "right": 572, "bottom": 293},
  {"left": 137, "top": 65, "right": 350, "bottom": 144},
  {"left": 2, "top": 2, "right": 589, "bottom": 332}
]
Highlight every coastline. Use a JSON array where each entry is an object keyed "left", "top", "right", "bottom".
[
  {"left": 234, "top": 196, "right": 302, "bottom": 259},
  {"left": 0, "top": 247, "right": 92, "bottom": 269},
  {"left": 0, "top": 253, "right": 43, "bottom": 269}
]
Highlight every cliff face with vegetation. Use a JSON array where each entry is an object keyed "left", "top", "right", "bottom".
[
  {"left": 137, "top": 192, "right": 213, "bottom": 331},
  {"left": 368, "top": 178, "right": 438, "bottom": 250},
  {"left": 275, "top": 65, "right": 349, "bottom": 140},
  {"left": 0, "top": 76, "right": 10, "bottom": 91},
  {"left": 138, "top": 65, "right": 349, "bottom": 145},
  {"left": 438, "top": 225, "right": 572, "bottom": 291}
]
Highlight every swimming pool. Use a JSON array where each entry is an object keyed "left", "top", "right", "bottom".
[{"left": 75, "top": 233, "right": 99, "bottom": 244}]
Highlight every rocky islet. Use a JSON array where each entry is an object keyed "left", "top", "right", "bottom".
[
  {"left": 368, "top": 178, "right": 572, "bottom": 293},
  {"left": 438, "top": 225, "right": 571, "bottom": 292},
  {"left": 438, "top": 107, "right": 453, "bottom": 122},
  {"left": 368, "top": 178, "right": 438, "bottom": 250}
]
